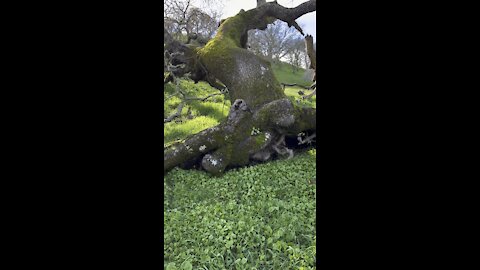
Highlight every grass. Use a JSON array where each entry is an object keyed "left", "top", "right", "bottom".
[
  {"left": 164, "top": 80, "right": 231, "bottom": 146},
  {"left": 284, "top": 86, "right": 316, "bottom": 109},
  {"left": 164, "top": 61, "right": 316, "bottom": 270},
  {"left": 272, "top": 61, "right": 312, "bottom": 88},
  {"left": 164, "top": 149, "right": 316, "bottom": 270}
]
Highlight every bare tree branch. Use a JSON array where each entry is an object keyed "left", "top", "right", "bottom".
[
  {"left": 298, "top": 132, "right": 316, "bottom": 145},
  {"left": 246, "top": 0, "right": 317, "bottom": 35},
  {"left": 184, "top": 92, "right": 223, "bottom": 102},
  {"left": 164, "top": 102, "right": 185, "bottom": 123}
]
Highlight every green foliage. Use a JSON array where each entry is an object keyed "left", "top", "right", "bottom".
[{"left": 164, "top": 149, "right": 316, "bottom": 269}]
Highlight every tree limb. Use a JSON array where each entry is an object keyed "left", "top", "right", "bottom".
[
  {"left": 247, "top": 0, "right": 317, "bottom": 35},
  {"left": 164, "top": 102, "right": 185, "bottom": 123},
  {"left": 184, "top": 92, "right": 223, "bottom": 102},
  {"left": 305, "top": 34, "right": 316, "bottom": 80},
  {"left": 302, "top": 34, "right": 316, "bottom": 99},
  {"left": 298, "top": 132, "right": 316, "bottom": 145}
]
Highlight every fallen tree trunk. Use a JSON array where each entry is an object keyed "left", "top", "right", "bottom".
[{"left": 164, "top": 0, "right": 317, "bottom": 175}]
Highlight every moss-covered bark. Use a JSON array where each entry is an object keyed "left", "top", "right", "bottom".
[{"left": 197, "top": 12, "right": 285, "bottom": 110}]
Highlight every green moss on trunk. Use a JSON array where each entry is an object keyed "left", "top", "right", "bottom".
[{"left": 197, "top": 12, "right": 286, "bottom": 110}]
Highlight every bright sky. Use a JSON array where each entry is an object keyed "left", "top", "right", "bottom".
[{"left": 197, "top": 0, "right": 316, "bottom": 42}]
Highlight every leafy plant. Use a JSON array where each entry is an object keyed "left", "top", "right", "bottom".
[{"left": 164, "top": 151, "right": 316, "bottom": 269}]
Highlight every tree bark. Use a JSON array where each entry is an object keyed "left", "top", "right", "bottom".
[{"left": 305, "top": 34, "right": 316, "bottom": 81}]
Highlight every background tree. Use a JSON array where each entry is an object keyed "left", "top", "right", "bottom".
[
  {"left": 164, "top": 0, "right": 222, "bottom": 44},
  {"left": 247, "top": 21, "right": 302, "bottom": 63},
  {"left": 163, "top": 0, "right": 226, "bottom": 122},
  {"left": 286, "top": 37, "right": 306, "bottom": 71}
]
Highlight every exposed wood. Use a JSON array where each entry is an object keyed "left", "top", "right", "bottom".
[{"left": 304, "top": 34, "right": 316, "bottom": 81}]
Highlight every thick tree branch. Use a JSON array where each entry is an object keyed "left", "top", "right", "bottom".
[
  {"left": 305, "top": 34, "right": 316, "bottom": 79},
  {"left": 246, "top": 0, "right": 316, "bottom": 35},
  {"left": 302, "top": 34, "right": 316, "bottom": 99}
]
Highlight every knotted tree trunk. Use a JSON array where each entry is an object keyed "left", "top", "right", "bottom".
[{"left": 164, "top": 0, "right": 317, "bottom": 175}]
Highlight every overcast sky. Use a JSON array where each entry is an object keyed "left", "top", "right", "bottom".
[{"left": 195, "top": 0, "right": 316, "bottom": 42}]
